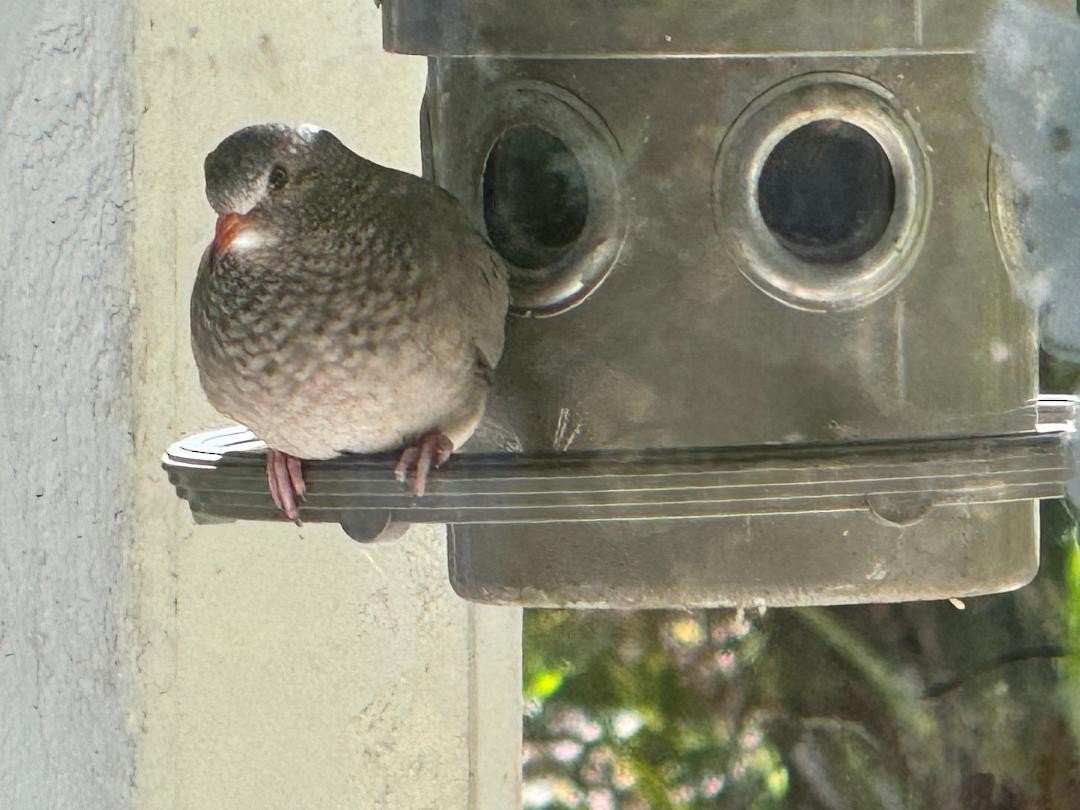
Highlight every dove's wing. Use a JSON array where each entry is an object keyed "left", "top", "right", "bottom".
[{"left": 363, "top": 163, "right": 510, "bottom": 371}]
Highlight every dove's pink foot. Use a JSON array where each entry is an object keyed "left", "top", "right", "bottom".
[
  {"left": 266, "top": 448, "right": 305, "bottom": 525},
  {"left": 394, "top": 431, "right": 454, "bottom": 496}
]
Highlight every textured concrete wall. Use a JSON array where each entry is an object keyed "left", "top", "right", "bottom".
[
  {"left": 0, "top": 4, "right": 520, "bottom": 804},
  {"left": 0, "top": 3, "right": 135, "bottom": 809},
  {"left": 130, "top": 3, "right": 521, "bottom": 808}
]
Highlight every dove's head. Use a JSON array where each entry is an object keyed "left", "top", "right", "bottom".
[{"left": 203, "top": 123, "right": 349, "bottom": 255}]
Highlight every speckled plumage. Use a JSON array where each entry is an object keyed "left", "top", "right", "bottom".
[{"left": 190, "top": 124, "right": 508, "bottom": 470}]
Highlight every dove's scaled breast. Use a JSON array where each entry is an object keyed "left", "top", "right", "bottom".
[{"left": 191, "top": 135, "right": 508, "bottom": 461}]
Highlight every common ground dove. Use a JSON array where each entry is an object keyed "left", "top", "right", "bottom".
[{"left": 190, "top": 123, "right": 509, "bottom": 522}]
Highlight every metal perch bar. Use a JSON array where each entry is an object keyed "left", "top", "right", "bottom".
[{"left": 165, "top": 397, "right": 1075, "bottom": 530}]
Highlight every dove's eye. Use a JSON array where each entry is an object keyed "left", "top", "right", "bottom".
[{"left": 267, "top": 165, "right": 289, "bottom": 192}]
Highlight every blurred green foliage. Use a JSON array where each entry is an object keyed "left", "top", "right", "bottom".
[{"left": 522, "top": 355, "right": 1080, "bottom": 809}]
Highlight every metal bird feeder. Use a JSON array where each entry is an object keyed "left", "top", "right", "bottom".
[{"left": 166, "top": 0, "right": 1079, "bottom": 607}]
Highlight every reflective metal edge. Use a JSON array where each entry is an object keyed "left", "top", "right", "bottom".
[
  {"left": 164, "top": 397, "right": 1076, "bottom": 534},
  {"left": 379, "top": 0, "right": 1022, "bottom": 56}
]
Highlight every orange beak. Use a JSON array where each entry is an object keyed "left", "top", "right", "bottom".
[{"left": 212, "top": 212, "right": 249, "bottom": 256}]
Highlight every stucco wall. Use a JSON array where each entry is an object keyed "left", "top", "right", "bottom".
[
  {"left": 0, "top": 5, "right": 520, "bottom": 805},
  {"left": 0, "top": 3, "right": 136, "bottom": 808},
  {"left": 130, "top": 3, "right": 520, "bottom": 809}
]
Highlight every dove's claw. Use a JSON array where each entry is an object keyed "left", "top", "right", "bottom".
[
  {"left": 266, "top": 448, "right": 305, "bottom": 525},
  {"left": 395, "top": 431, "right": 454, "bottom": 496}
]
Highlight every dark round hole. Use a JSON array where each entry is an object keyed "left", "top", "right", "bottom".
[
  {"left": 757, "top": 120, "right": 896, "bottom": 265},
  {"left": 482, "top": 125, "right": 589, "bottom": 270}
]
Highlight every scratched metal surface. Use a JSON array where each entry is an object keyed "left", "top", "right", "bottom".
[
  {"left": 382, "top": 0, "right": 1072, "bottom": 56},
  {"left": 403, "top": 0, "right": 1056, "bottom": 605},
  {"left": 164, "top": 397, "right": 1076, "bottom": 605},
  {"left": 166, "top": 0, "right": 1077, "bottom": 606}
]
